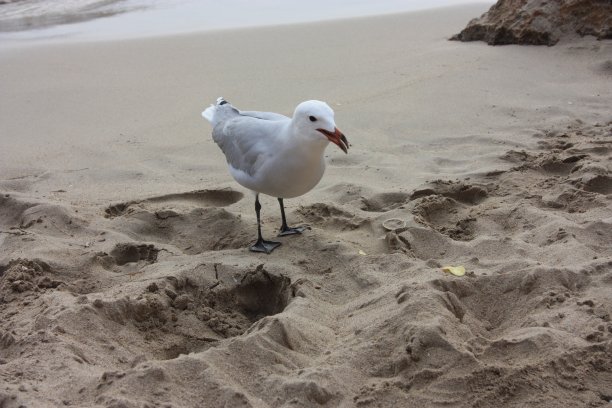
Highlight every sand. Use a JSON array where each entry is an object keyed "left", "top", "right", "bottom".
[{"left": 1, "top": 3, "right": 612, "bottom": 407}]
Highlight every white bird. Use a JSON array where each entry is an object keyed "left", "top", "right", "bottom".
[{"left": 202, "top": 97, "right": 349, "bottom": 253}]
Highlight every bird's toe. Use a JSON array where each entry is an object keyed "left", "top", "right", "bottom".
[
  {"left": 278, "top": 225, "right": 307, "bottom": 237},
  {"left": 250, "top": 239, "right": 282, "bottom": 254}
]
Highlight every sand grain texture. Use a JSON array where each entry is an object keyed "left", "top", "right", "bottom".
[{"left": 1, "top": 4, "right": 612, "bottom": 407}]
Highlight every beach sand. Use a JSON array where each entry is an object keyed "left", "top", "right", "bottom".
[{"left": 1, "top": 4, "right": 611, "bottom": 407}]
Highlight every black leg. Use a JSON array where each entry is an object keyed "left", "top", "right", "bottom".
[
  {"left": 250, "top": 194, "right": 281, "bottom": 254},
  {"left": 277, "top": 198, "right": 305, "bottom": 237}
]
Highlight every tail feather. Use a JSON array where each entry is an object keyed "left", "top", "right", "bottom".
[
  {"left": 201, "top": 97, "right": 230, "bottom": 125},
  {"left": 201, "top": 104, "right": 216, "bottom": 122}
]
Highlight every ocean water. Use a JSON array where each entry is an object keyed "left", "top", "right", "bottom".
[{"left": 0, "top": 0, "right": 491, "bottom": 44}]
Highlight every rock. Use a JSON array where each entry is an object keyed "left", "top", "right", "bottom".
[{"left": 451, "top": 0, "right": 612, "bottom": 46}]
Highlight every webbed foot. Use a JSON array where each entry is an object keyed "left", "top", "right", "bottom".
[
  {"left": 250, "top": 239, "right": 282, "bottom": 254},
  {"left": 278, "top": 225, "right": 306, "bottom": 237}
]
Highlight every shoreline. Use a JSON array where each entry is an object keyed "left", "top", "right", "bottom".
[{"left": 0, "top": 1, "right": 494, "bottom": 45}]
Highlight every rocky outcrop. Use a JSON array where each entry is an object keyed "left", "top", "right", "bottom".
[{"left": 451, "top": 0, "right": 612, "bottom": 46}]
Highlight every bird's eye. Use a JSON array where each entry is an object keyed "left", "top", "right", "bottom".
[{"left": 309, "top": 116, "right": 317, "bottom": 122}]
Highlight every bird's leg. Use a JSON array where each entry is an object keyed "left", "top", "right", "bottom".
[
  {"left": 250, "top": 194, "right": 281, "bottom": 254},
  {"left": 277, "top": 198, "right": 306, "bottom": 237}
]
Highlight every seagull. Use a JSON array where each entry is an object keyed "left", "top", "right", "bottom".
[{"left": 202, "top": 97, "right": 349, "bottom": 254}]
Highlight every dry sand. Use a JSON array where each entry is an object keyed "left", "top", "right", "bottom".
[{"left": 1, "top": 4, "right": 612, "bottom": 407}]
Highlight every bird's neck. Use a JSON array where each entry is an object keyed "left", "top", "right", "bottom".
[{"left": 286, "top": 123, "right": 328, "bottom": 158}]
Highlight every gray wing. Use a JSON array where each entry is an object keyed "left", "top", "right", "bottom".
[
  {"left": 212, "top": 115, "right": 288, "bottom": 176},
  {"left": 239, "top": 110, "right": 290, "bottom": 121}
]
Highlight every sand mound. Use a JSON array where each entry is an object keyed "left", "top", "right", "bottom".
[{"left": 1, "top": 120, "right": 610, "bottom": 407}]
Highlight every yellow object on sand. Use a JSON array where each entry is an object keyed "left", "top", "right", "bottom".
[
  {"left": 358, "top": 250, "right": 367, "bottom": 256},
  {"left": 442, "top": 265, "right": 465, "bottom": 277}
]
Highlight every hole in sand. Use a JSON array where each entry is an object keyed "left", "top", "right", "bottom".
[
  {"left": 230, "top": 264, "right": 291, "bottom": 318},
  {"left": 581, "top": 175, "right": 612, "bottom": 195},
  {"left": 108, "top": 243, "right": 159, "bottom": 266},
  {"left": 93, "top": 264, "right": 291, "bottom": 360}
]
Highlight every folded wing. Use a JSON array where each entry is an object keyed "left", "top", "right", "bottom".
[{"left": 212, "top": 114, "right": 288, "bottom": 177}]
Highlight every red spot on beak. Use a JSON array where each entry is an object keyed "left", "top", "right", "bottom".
[{"left": 317, "top": 127, "right": 349, "bottom": 154}]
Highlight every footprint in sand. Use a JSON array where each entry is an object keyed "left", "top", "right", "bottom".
[
  {"left": 360, "top": 191, "right": 411, "bottom": 212},
  {"left": 410, "top": 180, "right": 488, "bottom": 241},
  {"left": 103, "top": 189, "right": 251, "bottom": 254},
  {"left": 104, "top": 188, "right": 243, "bottom": 218},
  {"left": 297, "top": 202, "right": 368, "bottom": 231}
]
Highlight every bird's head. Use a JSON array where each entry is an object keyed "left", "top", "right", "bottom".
[{"left": 292, "top": 100, "right": 349, "bottom": 154}]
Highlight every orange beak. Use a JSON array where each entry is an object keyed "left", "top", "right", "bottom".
[{"left": 317, "top": 127, "right": 349, "bottom": 154}]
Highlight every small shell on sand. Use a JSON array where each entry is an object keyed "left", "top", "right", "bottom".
[{"left": 382, "top": 218, "right": 406, "bottom": 231}]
